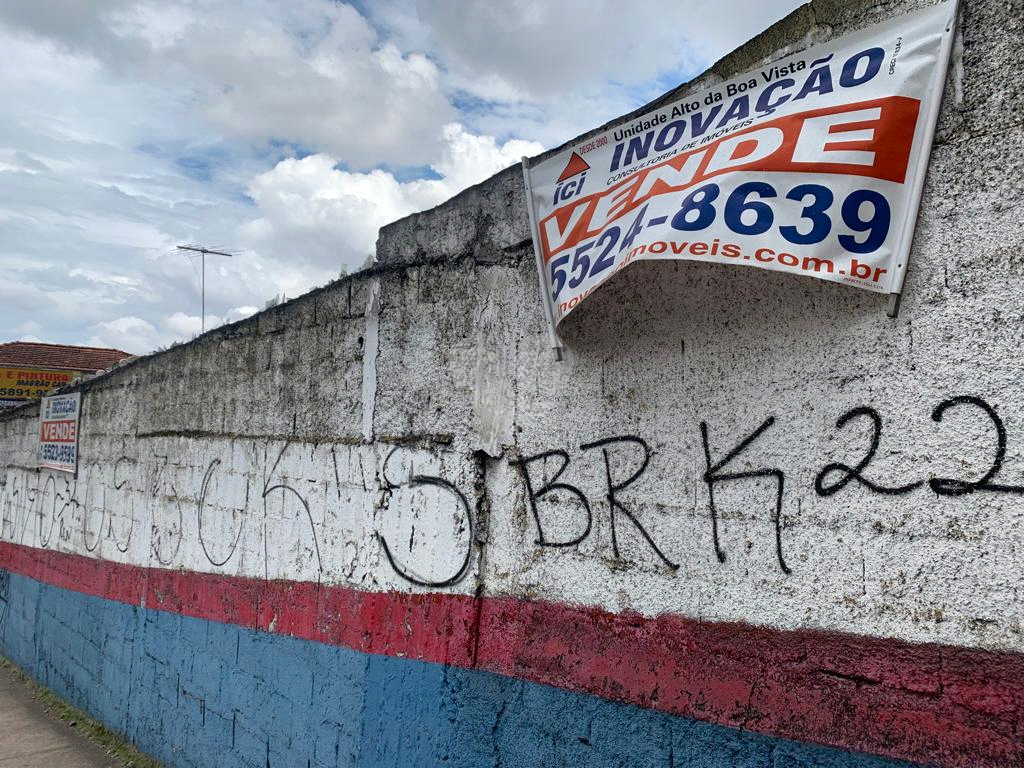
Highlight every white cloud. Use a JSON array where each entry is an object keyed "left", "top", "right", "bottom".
[
  {"left": 240, "top": 123, "right": 544, "bottom": 276},
  {"left": 0, "top": 0, "right": 804, "bottom": 355},
  {"left": 227, "top": 306, "right": 260, "bottom": 323},
  {"left": 402, "top": 0, "right": 805, "bottom": 149},
  {"left": 433, "top": 124, "right": 542, "bottom": 191},
  {"left": 162, "top": 311, "right": 205, "bottom": 339},
  {"left": 0, "top": 1, "right": 458, "bottom": 168},
  {"left": 89, "top": 316, "right": 162, "bottom": 354},
  {"left": 17, "top": 334, "right": 52, "bottom": 344},
  {"left": 90, "top": 306, "right": 261, "bottom": 354},
  {"left": 415, "top": 0, "right": 804, "bottom": 98}
]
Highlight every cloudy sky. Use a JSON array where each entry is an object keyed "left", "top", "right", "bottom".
[{"left": 0, "top": 0, "right": 803, "bottom": 355}]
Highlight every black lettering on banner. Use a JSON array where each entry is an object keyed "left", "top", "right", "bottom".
[
  {"left": 512, "top": 450, "right": 592, "bottom": 547},
  {"left": 40, "top": 444, "right": 76, "bottom": 464},
  {"left": 579, "top": 436, "right": 678, "bottom": 570},
  {"left": 377, "top": 447, "right": 473, "bottom": 588},
  {"left": 701, "top": 418, "right": 790, "bottom": 574},
  {"left": 815, "top": 407, "right": 921, "bottom": 496},
  {"left": 930, "top": 396, "right": 1024, "bottom": 496}
]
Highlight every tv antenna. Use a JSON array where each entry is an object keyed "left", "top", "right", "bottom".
[{"left": 176, "top": 244, "right": 238, "bottom": 332}]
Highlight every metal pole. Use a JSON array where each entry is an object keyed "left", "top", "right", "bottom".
[
  {"left": 887, "top": 0, "right": 961, "bottom": 318},
  {"left": 176, "top": 245, "right": 235, "bottom": 334},
  {"left": 521, "top": 157, "right": 564, "bottom": 361}
]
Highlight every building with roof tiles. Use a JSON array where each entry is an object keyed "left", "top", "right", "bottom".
[{"left": 0, "top": 342, "right": 132, "bottom": 408}]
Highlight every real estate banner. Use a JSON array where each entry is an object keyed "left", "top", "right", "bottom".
[
  {"left": 523, "top": 1, "right": 959, "bottom": 346},
  {"left": 38, "top": 392, "right": 81, "bottom": 474}
]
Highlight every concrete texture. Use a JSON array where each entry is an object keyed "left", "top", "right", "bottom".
[
  {"left": 1, "top": 0, "right": 1023, "bottom": 766},
  {"left": 0, "top": 662, "right": 131, "bottom": 768},
  {"left": 0, "top": 572, "right": 921, "bottom": 768}
]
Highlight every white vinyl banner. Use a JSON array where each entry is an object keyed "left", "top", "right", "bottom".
[
  {"left": 523, "top": 1, "right": 958, "bottom": 343},
  {"left": 38, "top": 392, "right": 81, "bottom": 474}
]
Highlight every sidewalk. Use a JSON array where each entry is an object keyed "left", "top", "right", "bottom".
[{"left": 0, "top": 661, "right": 141, "bottom": 768}]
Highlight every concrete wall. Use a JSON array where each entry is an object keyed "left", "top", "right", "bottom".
[{"left": 2, "top": 0, "right": 1024, "bottom": 766}]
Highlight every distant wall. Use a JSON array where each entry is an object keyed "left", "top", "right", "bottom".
[{"left": 2, "top": 0, "right": 1024, "bottom": 766}]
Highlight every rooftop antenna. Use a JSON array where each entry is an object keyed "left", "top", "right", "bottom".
[{"left": 176, "top": 245, "right": 237, "bottom": 332}]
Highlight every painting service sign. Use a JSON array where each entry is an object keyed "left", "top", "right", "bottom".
[
  {"left": 0, "top": 367, "right": 77, "bottom": 401},
  {"left": 38, "top": 392, "right": 81, "bottom": 474},
  {"left": 523, "top": 1, "right": 958, "bottom": 344}
]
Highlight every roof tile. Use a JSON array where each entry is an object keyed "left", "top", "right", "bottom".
[{"left": 0, "top": 342, "right": 133, "bottom": 373}]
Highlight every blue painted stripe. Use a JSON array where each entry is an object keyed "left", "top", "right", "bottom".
[{"left": 0, "top": 570, "right": 922, "bottom": 768}]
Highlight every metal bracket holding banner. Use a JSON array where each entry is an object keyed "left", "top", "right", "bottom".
[
  {"left": 522, "top": 156, "right": 564, "bottom": 361},
  {"left": 887, "top": 0, "right": 961, "bottom": 318}
]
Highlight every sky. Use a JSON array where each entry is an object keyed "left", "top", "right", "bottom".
[{"left": 0, "top": 0, "right": 804, "bottom": 355}]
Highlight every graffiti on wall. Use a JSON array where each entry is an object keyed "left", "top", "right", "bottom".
[
  {"left": 0, "top": 568, "right": 8, "bottom": 636},
  {"left": 0, "top": 394, "right": 1020, "bottom": 588},
  {"left": 514, "top": 394, "right": 1024, "bottom": 577},
  {"left": 0, "top": 435, "right": 477, "bottom": 588}
]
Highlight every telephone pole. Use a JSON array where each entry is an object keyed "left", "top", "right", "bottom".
[{"left": 176, "top": 245, "right": 235, "bottom": 333}]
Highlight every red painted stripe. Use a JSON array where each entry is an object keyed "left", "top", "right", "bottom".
[{"left": 1, "top": 541, "right": 1021, "bottom": 768}]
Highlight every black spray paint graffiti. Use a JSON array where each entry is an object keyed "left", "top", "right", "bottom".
[
  {"left": 515, "top": 395, "right": 1024, "bottom": 576},
  {"left": 580, "top": 437, "right": 679, "bottom": 570},
  {"left": 929, "top": 396, "right": 1024, "bottom": 496},
  {"left": 35, "top": 474, "right": 67, "bottom": 548},
  {"left": 82, "top": 457, "right": 135, "bottom": 554},
  {"left": 516, "top": 437, "right": 679, "bottom": 570},
  {"left": 0, "top": 569, "right": 9, "bottom": 637},
  {"left": 816, "top": 396, "right": 1024, "bottom": 498},
  {"left": 701, "top": 418, "right": 790, "bottom": 575},
  {"left": 0, "top": 479, "right": 14, "bottom": 542},
  {"left": 516, "top": 429, "right": 783, "bottom": 572},
  {"left": 148, "top": 442, "right": 329, "bottom": 576},
  {"left": 82, "top": 462, "right": 105, "bottom": 553},
  {"left": 198, "top": 459, "right": 246, "bottom": 567},
  {"left": 815, "top": 407, "right": 922, "bottom": 496},
  {"left": 0, "top": 460, "right": 136, "bottom": 555},
  {"left": 261, "top": 442, "right": 323, "bottom": 577},
  {"left": 2, "top": 474, "right": 36, "bottom": 545},
  {"left": 1, "top": 452, "right": 137, "bottom": 560},
  {"left": 376, "top": 447, "right": 474, "bottom": 588},
  {"left": 513, "top": 450, "right": 591, "bottom": 548},
  {"left": 0, "top": 438, "right": 479, "bottom": 589},
  {"left": 149, "top": 453, "right": 184, "bottom": 566},
  {"left": 2, "top": 393, "right": 1019, "bottom": 587}
]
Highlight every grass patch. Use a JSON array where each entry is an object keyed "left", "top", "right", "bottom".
[{"left": 0, "top": 656, "right": 164, "bottom": 768}]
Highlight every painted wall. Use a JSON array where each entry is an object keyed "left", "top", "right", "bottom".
[{"left": 2, "top": 0, "right": 1024, "bottom": 766}]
